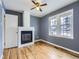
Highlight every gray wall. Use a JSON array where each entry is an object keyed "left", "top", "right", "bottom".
[
  {"left": 0, "top": 4, "right": 3, "bottom": 57},
  {"left": 30, "top": 15, "right": 40, "bottom": 40},
  {"left": 40, "top": 1, "right": 79, "bottom": 52}
]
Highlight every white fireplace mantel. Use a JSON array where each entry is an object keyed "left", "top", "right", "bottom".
[
  {"left": 18, "top": 27, "right": 35, "bottom": 48},
  {"left": 18, "top": 11, "right": 35, "bottom": 47}
]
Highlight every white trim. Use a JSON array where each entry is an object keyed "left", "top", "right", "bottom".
[
  {"left": 49, "top": 9, "right": 74, "bottom": 39},
  {"left": 0, "top": 54, "right": 3, "bottom": 59},
  {"left": 1, "top": 1, "right": 5, "bottom": 59},
  {"left": 2, "top": 6, "right": 5, "bottom": 51},
  {"left": 18, "top": 27, "right": 35, "bottom": 48},
  {"left": 35, "top": 39, "right": 79, "bottom": 55}
]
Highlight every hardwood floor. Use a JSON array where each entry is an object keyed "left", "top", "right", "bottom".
[{"left": 3, "top": 41, "right": 79, "bottom": 59}]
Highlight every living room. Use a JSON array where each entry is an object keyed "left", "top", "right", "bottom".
[{"left": 0, "top": 0, "right": 79, "bottom": 59}]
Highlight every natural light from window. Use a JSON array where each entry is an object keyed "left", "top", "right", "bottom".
[{"left": 49, "top": 9, "right": 73, "bottom": 39}]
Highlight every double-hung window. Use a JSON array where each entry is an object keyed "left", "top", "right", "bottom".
[
  {"left": 49, "top": 9, "right": 73, "bottom": 39},
  {"left": 49, "top": 16, "right": 57, "bottom": 35}
]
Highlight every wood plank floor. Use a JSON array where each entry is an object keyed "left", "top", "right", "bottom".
[{"left": 3, "top": 41, "right": 79, "bottom": 59}]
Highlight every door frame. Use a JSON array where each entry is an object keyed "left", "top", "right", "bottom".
[
  {"left": 1, "top": 3, "right": 5, "bottom": 59},
  {"left": 4, "top": 10, "right": 23, "bottom": 48},
  {"left": 5, "top": 14, "right": 18, "bottom": 48}
]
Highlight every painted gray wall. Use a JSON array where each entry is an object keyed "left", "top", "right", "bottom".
[
  {"left": 40, "top": 1, "right": 79, "bottom": 52},
  {"left": 0, "top": 4, "right": 3, "bottom": 57},
  {"left": 30, "top": 15, "right": 40, "bottom": 40}
]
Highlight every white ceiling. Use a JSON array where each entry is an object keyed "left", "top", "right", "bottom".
[{"left": 3, "top": 0, "right": 77, "bottom": 17}]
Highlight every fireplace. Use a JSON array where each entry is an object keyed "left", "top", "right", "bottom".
[
  {"left": 18, "top": 27, "right": 34, "bottom": 47},
  {"left": 21, "top": 31, "right": 32, "bottom": 44}
]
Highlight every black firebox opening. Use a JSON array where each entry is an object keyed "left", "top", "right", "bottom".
[{"left": 21, "top": 31, "right": 32, "bottom": 44}]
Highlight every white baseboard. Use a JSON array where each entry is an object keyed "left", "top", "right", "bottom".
[
  {"left": 0, "top": 54, "right": 3, "bottom": 59},
  {"left": 35, "top": 39, "right": 79, "bottom": 55}
]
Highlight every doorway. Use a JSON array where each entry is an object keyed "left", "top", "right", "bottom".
[
  {"left": 4, "top": 10, "right": 23, "bottom": 48},
  {"left": 4, "top": 14, "right": 18, "bottom": 48}
]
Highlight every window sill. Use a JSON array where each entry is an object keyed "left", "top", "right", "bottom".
[{"left": 49, "top": 34, "right": 74, "bottom": 39}]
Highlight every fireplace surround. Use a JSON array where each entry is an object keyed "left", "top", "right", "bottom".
[{"left": 18, "top": 27, "right": 34, "bottom": 47}]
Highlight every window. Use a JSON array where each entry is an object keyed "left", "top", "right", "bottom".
[
  {"left": 49, "top": 9, "right": 73, "bottom": 39},
  {"left": 49, "top": 17, "right": 57, "bottom": 35}
]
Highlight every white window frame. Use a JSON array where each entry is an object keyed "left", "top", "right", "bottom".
[{"left": 49, "top": 9, "right": 74, "bottom": 39}]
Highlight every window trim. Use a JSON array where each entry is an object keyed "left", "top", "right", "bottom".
[{"left": 49, "top": 9, "right": 74, "bottom": 39}]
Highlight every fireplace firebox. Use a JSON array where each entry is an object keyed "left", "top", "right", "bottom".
[{"left": 21, "top": 31, "right": 32, "bottom": 44}]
